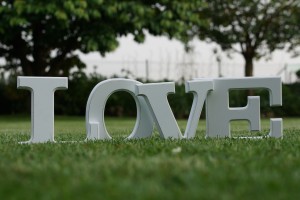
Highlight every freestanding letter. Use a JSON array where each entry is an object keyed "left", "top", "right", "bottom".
[
  {"left": 17, "top": 76, "right": 68, "bottom": 143},
  {"left": 136, "top": 79, "right": 213, "bottom": 139},
  {"left": 205, "top": 77, "right": 282, "bottom": 138},
  {"left": 86, "top": 79, "right": 154, "bottom": 140}
]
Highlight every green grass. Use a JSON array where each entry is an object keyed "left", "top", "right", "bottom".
[{"left": 0, "top": 116, "right": 300, "bottom": 199}]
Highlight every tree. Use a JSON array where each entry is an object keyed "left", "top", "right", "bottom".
[
  {"left": 0, "top": 0, "right": 204, "bottom": 76},
  {"left": 187, "top": 0, "right": 300, "bottom": 77}
]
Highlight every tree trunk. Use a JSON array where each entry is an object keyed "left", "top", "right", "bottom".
[
  {"left": 245, "top": 56, "right": 254, "bottom": 77},
  {"left": 244, "top": 54, "right": 254, "bottom": 96}
]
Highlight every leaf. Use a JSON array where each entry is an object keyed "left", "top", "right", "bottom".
[{"left": 55, "top": 10, "right": 68, "bottom": 21}]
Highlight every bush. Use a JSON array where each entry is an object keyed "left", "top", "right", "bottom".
[{"left": 0, "top": 73, "right": 299, "bottom": 117}]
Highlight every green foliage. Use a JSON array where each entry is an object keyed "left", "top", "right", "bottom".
[
  {"left": 186, "top": 0, "right": 300, "bottom": 76},
  {"left": 0, "top": 73, "right": 299, "bottom": 117},
  {"left": 0, "top": 116, "right": 300, "bottom": 199},
  {"left": 296, "top": 69, "right": 300, "bottom": 79},
  {"left": 0, "top": 0, "right": 205, "bottom": 76}
]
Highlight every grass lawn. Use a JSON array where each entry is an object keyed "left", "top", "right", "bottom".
[{"left": 0, "top": 115, "right": 300, "bottom": 199}]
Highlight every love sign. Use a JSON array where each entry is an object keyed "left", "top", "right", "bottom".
[{"left": 17, "top": 76, "right": 283, "bottom": 144}]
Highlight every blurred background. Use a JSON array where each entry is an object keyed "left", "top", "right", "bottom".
[
  {"left": 80, "top": 35, "right": 300, "bottom": 83},
  {"left": 0, "top": 0, "right": 299, "bottom": 117}
]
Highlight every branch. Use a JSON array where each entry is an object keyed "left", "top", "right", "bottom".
[
  {"left": 232, "top": 46, "right": 242, "bottom": 54},
  {"left": 253, "top": 1, "right": 296, "bottom": 49}
]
